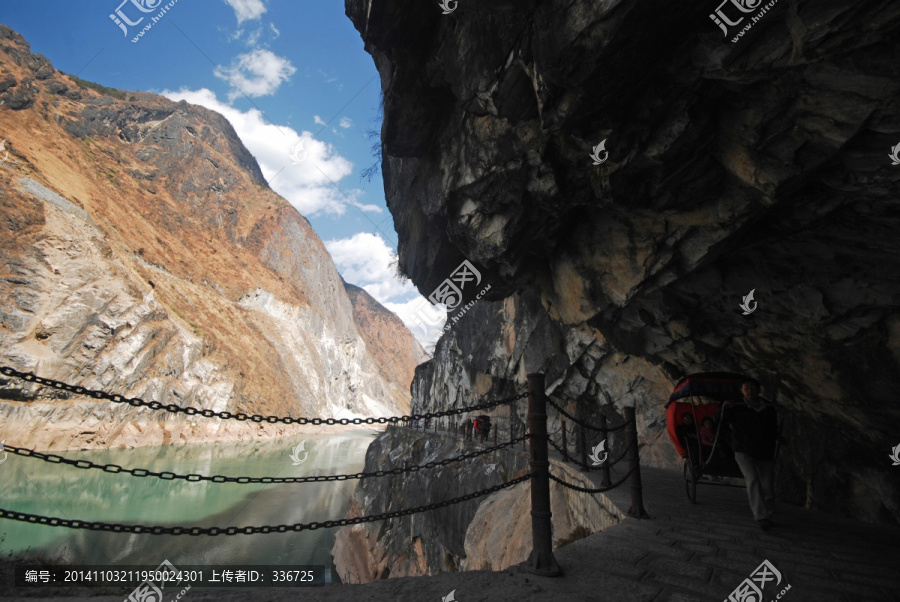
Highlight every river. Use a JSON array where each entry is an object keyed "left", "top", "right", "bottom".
[{"left": 0, "top": 430, "right": 378, "bottom": 581}]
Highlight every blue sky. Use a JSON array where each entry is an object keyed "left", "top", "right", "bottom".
[{"left": 0, "top": 0, "right": 445, "bottom": 348}]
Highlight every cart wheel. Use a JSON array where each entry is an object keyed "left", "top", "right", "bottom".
[{"left": 684, "top": 460, "right": 697, "bottom": 504}]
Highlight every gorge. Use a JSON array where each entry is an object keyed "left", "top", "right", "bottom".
[
  {"left": 1, "top": 0, "right": 899, "bottom": 591},
  {"left": 0, "top": 23, "right": 424, "bottom": 451}
]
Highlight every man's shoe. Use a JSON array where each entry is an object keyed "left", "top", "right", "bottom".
[{"left": 758, "top": 519, "right": 774, "bottom": 530}]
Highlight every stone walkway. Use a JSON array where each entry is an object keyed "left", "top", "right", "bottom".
[
  {"left": 554, "top": 464, "right": 900, "bottom": 602},
  {"left": 6, "top": 464, "right": 899, "bottom": 601}
]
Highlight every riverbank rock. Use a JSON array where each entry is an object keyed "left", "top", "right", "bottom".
[
  {"left": 461, "top": 459, "right": 623, "bottom": 571},
  {"left": 332, "top": 426, "right": 626, "bottom": 582}
]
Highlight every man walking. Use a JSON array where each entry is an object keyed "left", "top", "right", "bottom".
[{"left": 721, "top": 378, "right": 779, "bottom": 529}]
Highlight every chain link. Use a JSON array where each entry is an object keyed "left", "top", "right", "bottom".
[
  {"left": 548, "top": 437, "right": 601, "bottom": 471},
  {"left": 548, "top": 467, "right": 635, "bottom": 494},
  {"left": 0, "top": 474, "right": 532, "bottom": 535},
  {"left": 0, "top": 366, "right": 527, "bottom": 425},
  {"left": 1, "top": 436, "right": 529, "bottom": 484},
  {"left": 1, "top": 367, "right": 636, "bottom": 527},
  {"left": 547, "top": 437, "right": 634, "bottom": 471},
  {"left": 546, "top": 395, "right": 632, "bottom": 433}
]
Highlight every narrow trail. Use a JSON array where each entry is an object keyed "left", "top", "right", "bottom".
[{"left": 8, "top": 463, "right": 898, "bottom": 601}]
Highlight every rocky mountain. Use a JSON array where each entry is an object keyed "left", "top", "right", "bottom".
[
  {"left": 339, "top": 0, "right": 900, "bottom": 573},
  {"left": 344, "top": 281, "right": 430, "bottom": 396},
  {"left": 0, "top": 25, "right": 424, "bottom": 450}
]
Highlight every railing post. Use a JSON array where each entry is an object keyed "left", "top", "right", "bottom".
[
  {"left": 579, "top": 424, "right": 587, "bottom": 469},
  {"left": 624, "top": 406, "right": 648, "bottom": 518},
  {"left": 599, "top": 414, "right": 611, "bottom": 487},
  {"left": 494, "top": 420, "right": 498, "bottom": 445},
  {"left": 561, "top": 419, "right": 568, "bottom": 463},
  {"left": 523, "top": 373, "right": 562, "bottom": 577}
]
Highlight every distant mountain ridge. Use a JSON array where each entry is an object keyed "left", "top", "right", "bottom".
[
  {"left": 0, "top": 24, "right": 424, "bottom": 450},
  {"left": 344, "top": 280, "right": 431, "bottom": 391}
]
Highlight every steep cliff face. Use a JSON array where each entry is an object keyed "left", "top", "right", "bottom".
[
  {"left": 344, "top": 281, "right": 430, "bottom": 410},
  {"left": 0, "top": 25, "right": 421, "bottom": 450},
  {"left": 347, "top": 0, "right": 900, "bottom": 526},
  {"left": 332, "top": 426, "right": 618, "bottom": 583}
]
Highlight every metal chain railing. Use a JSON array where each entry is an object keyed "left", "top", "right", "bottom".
[
  {"left": 0, "top": 473, "right": 531, "bottom": 536},
  {"left": 0, "top": 436, "right": 529, "bottom": 484},
  {"left": 548, "top": 467, "right": 635, "bottom": 494},
  {"left": 0, "top": 368, "right": 647, "bottom": 558},
  {"left": 0, "top": 366, "right": 527, "bottom": 425},
  {"left": 546, "top": 395, "right": 633, "bottom": 433},
  {"left": 542, "top": 401, "right": 647, "bottom": 519},
  {"left": 547, "top": 436, "right": 634, "bottom": 471}
]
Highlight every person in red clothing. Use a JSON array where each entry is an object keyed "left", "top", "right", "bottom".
[
  {"left": 720, "top": 379, "right": 779, "bottom": 529},
  {"left": 474, "top": 415, "right": 492, "bottom": 442}
]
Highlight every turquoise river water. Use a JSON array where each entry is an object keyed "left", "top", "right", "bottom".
[{"left": 0, "top": 430, "right": 378, "bottom": 580}]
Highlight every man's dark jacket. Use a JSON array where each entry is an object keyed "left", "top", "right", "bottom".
[{"left": 721, "top": 402, "right": 778, "bottom": 460}]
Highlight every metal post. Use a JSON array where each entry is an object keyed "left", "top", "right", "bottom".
[
  {"left": 599, "top": 414, "right": 611, "bottom": 487},
  {"left": 494, "top": 420, "right": 498, "bottom": 444},
  {"left": 624, "top": 406, "right": 648, "bottom": 518},
  {"left": 561, "top": 419, "right": 568, "bottom": 463},
  {"left": 579, "top": 425, "right": 587, "bottom": 469},
  {"left": 522, "top": 373, "right": 562, "bottom": 576}
]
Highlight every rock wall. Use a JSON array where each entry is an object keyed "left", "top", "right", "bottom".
[
  {"left": 332, "top": 425, "right": 621, "bottom": 583},
  {"left": 461, "top": 458, "right": 623, "bottom": 572},
  {"left": 0, "top": 25, "right": 423, "bottom": 451},
  {"left": 344, "top": 282, "right": 430, "bottom": 405},
  {"left": 346, "top": 0, "right": 900, "bottom": 527}
]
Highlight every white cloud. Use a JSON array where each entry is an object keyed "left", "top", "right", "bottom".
[
  {"left": 339, "top": 117, "right": 353, "bottom": 129},
  {"left": 385, "top": 298, "right": 445, "bottom": 352},
  {"left": 214, "top": 49, "right": 295, "bottom": 101},
  {"left": 325, "top": 233, "right": 410, "bottom": 300},
  {"left": 314, "top": 115, "right": 326, "bottom": 126},
  {"left": 244, "top": 27, "right": 262, "bottom": 47},
  {"left": 224, "top": 0, "right": 266, "bottom": 24},
  {"left": 161, "top": 87, "right": 359, "bottom": 216},
  {"left": 325, "top": 233, "right": 445, "bottom": 349}
]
